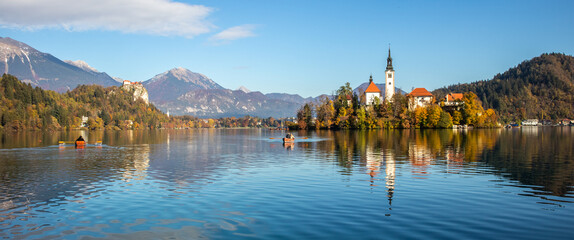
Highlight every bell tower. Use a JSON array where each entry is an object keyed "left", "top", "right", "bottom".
[{"left": 385, "top": 46, "right": 395, "bottom": 102}]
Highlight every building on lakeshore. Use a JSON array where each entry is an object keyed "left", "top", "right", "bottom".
[
  {"left": 522, "top": 119, "right": 539, "bottom": 126},
  {"left": 407, "top": 88, "right": 434, "bottom": 110}
]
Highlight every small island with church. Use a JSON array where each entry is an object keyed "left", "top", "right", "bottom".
[{"left": 293, "top": 47, "right": 499, "bottom": 130}]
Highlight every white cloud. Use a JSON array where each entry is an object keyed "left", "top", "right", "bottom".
[
  {"left": 0, "top": 0, "right": 215, "bottom": 38},
  {"left": 210, "top": 24, "right": 257, "bottom": 43}
]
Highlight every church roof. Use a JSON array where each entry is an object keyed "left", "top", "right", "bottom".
[
  {"left": 408, "top": 88, "right": 433, "bottom": 97},
  {"left": 365, "top": 81, "right": 381, "bottom": 93},
  {"left": 386, "top": 47, "right": 393, "bottom": 71}
]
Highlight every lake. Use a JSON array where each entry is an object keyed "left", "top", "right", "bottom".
[{"left": 1, "top": 128, "right": 573, "bottom": 239}]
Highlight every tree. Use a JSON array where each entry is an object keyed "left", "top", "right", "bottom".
[
  {"left": 437, "top": 111, "right": 453, "bottom": 128},
  {"left": 297, "top": 103, "right": 314, "bottom": 129},
  {"left": 425, "top": 105, "right": 442, "bottom": 128},
  {"left": 461, "top": 92, "right": 485, "bottom": 125},
  {"left": 414, "top": 107, "right": 428, "bottom": 128},
  {"left": 315, "top": 95, "right": 335, "bottom": 128}
]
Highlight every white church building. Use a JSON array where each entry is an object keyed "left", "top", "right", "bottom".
[{"left": 362, "top": 47, "right": 395, "bottom": 105}]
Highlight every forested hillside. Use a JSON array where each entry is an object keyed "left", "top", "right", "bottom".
[
  {"left": 434, "top": 53, "right": 574, "bottom": 122},
  {"left": 0, "top": 74, "right": 167, "bottom": 131}
]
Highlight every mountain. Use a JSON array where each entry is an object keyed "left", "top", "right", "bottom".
[
  {"left": 142, "top": 67, "right": 224, "bottom": 103},
  {"left": 142, "top": 67, "right": 315, "bottom": 118},
  {"left": 0, "top": 37, "right": 119, "bottom": 92},
  {"left": 237, "top": 86, "right": 251, "bottom": 93},
  {"left": 64, "top": 60, "right": 98, "bottom": 73},
  {"left": 265, "top": 92, "right": 315, "bottom": 105},
  {"left": 433, "top": 53, "right": 574, "bottom": 121},
  {"left": 154, "top": 89, "right": 302, "bottom": 118}
]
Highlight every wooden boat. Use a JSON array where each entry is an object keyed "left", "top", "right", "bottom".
[
  {"left": 283, "top": 133, "right": 295, "bottom": 143},
  {"left": 58, "top": 140, "right": 101, "bottom": 148},
  {"left": 75, "top": 140, "right": 86, "bottom": 148}
]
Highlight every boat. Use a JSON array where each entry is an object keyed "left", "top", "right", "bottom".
[
  {"left": 283, "top": 133, "right": 295, "bottom": 143},
  {"left": 58, "top": 140, "right": 101, "bottom": 148},
  {"left": 75, "top": 140, "right": 86, "bottom": 148}
]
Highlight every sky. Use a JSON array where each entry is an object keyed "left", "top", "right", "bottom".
[{"left": 1, "top": 0, "right": 573, "bottom": 97}]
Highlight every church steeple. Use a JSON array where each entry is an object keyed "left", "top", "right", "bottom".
[
  {"left": 369, "top": 74, "right": 373, "bottom": 83},
  {"left": 384, "top": 45, "right": 395, "bottom": 102},
  {"left": 386, "top": 46, "right": 393, "bottom": 71}
]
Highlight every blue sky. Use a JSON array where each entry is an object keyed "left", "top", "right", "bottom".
[{"left": 1, "top": 0, "right": 573, "bottom": 97}]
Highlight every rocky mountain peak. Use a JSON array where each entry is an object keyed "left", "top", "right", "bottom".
[
  {"left": 237, "top": 86, "right": 251, "bottom": 93},
  {"left": 143, "top": 67, "right": 224, "bottom": 102},
  {"left": 64, "top": 60, "right": 98, "bottom": 73},
  {"left": 0, "top": 37, "right": 38, "bottom": 61}
]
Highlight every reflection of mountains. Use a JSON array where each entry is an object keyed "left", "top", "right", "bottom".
[
  {"left": 146, "top": 129, "right": 265, "bottom": 185},
  {"left": 324, "top": 128, "right": 574, "bottom": 197}
]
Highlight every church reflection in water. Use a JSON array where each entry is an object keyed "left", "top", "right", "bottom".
[
  {"left": 365, "top": 146, "right": 395, "bottom": 206},
  {"left": 327, "top": 127, "right": 574, "bottom": 204}
]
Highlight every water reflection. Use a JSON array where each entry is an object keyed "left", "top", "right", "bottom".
[
  {"left": 0, "top": 128, "right": 573, "bottom": 239},
  {"left": 315, "top": 128, "right": 573, "bottom": 200}
]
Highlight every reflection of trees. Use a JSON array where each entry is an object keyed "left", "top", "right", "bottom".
[
  {"left": 482, "top": 128, "right": 574, "bottom": 196},
  {"left": 0, "top": 148, "right": 138, "bottom": 224},
  {"left": 321, "top": 128, "right": 574, "bottom": 197},
  {"left": 0, "top": 130, "right": 170, "bottom": 225}
]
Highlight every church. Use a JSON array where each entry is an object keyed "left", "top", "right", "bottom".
[{"left": 363, "top": 47, "right": 395, "bottom": 105}]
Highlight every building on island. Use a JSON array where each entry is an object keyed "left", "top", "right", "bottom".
[
  {"left": 361, "top": 46, "right": 395, "bottom": 105},
  {"left": 384, "top": 47, "right": 395, "bottom": 102},
  {"left": 363, "top": 75, "right": 381, "bottom": 106},
  {"left": 407, "top": 88, "right": 434, "bottom": 110},
  {"left": 444, "top": 93, "right": 464, "bottom": 106}
]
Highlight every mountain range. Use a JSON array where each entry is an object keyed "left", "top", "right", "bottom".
[
  {"left": 0, "top": 37, "right": 321, "bottom": 118},
  {"left": 0, "top": 37, "right": 119, "bottom": 92},
  {"left": 141, "top": 67, "right": 312, "bottom": 118}
]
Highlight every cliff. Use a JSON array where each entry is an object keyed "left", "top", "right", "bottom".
[{"left": 121, "top": 80, "right": 149, "bottom": 105}]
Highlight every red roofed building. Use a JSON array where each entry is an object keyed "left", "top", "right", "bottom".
[
  {"left": 363, "top": 75, "right": 381, "bottom": 105},
  {"left": 407, "top": 88, "right": 434, "bottom": 109},
  {"left": 444, "top": 93, "right": 464, "bottom": 106}
]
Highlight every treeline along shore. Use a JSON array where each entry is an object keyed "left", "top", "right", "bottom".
[
  {"left": 0, "top": 74, "right": 283, "bottom": 131},
  {"left": 294, "top": 83, "right": 498, "bottom": 130}
]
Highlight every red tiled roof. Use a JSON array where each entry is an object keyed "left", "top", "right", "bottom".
[
  {"left": 446, "top": 93, "right": 463, "bottom": 101},
  {"left": 365, "top": 81, "right": 381, "bottom": 93},
  {"left": 408, "top": 88, "right": 433, "bottom": 97}
]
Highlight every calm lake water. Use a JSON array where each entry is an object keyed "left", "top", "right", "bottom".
[{"left": 1, "top": 128, "right": 573, "bottom": 239}]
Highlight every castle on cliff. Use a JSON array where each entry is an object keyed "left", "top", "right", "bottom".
[{"left": 122, "top": 80, "right": 149, "bottom": 105}]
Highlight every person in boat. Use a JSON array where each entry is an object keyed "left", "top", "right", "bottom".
[
  {"left": 76, "top": 136, "right": 85, "bottom": 142},
  {"left": 285, "top": 133, "right": 295, "bottom": 139}
]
